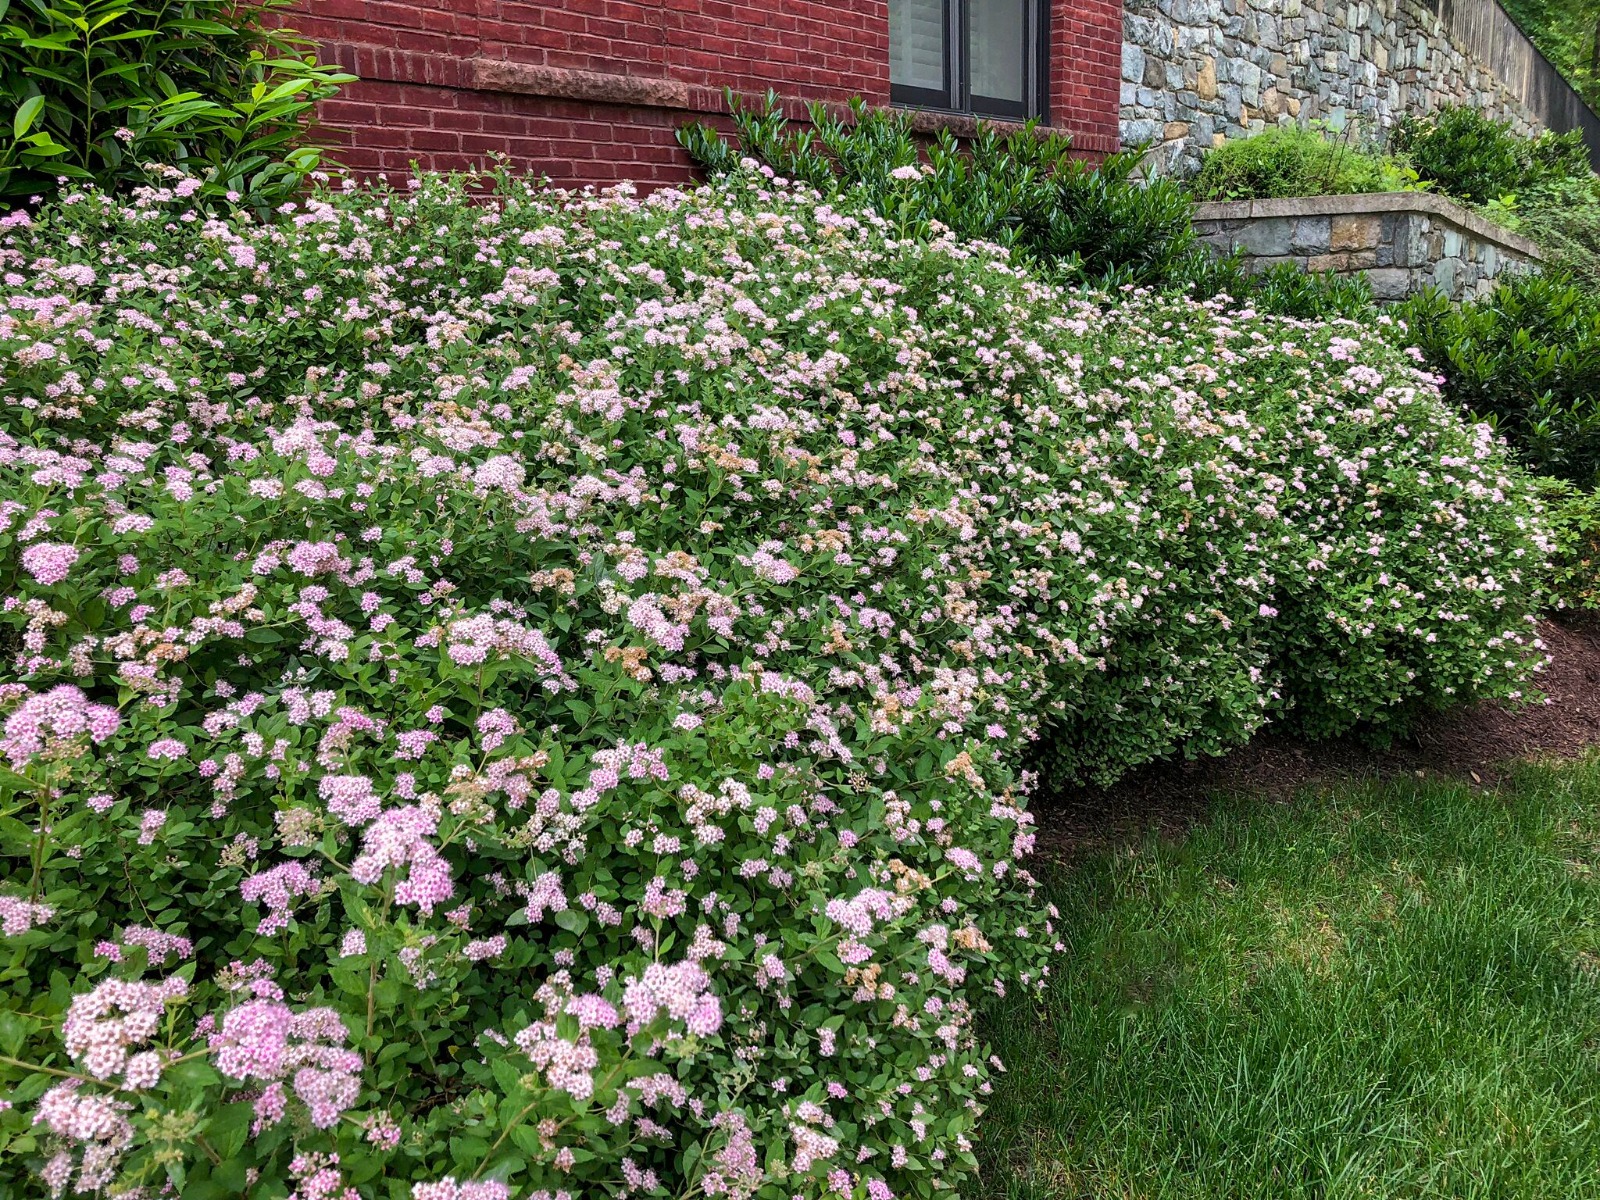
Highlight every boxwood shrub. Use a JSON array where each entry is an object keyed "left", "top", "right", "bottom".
[
  {"left": 0, "top": 171, "right": 1549, "bottom": 1200},
  {"left": 1192, "top": 124, "right": 1422, "bottom": 201},
  {"left": 1545, "top": 481, "right": 1600, "bottom": 612},
  {"left": 1390, "top": 105, "right": 1592, "bottom": 206},
  {"left": 1396, "top": 270, "right": 1600, "bottom": 487}
]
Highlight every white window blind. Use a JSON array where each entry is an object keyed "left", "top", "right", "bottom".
[
  {"left": 890, "top": 0, "right": 946, "bottom": 92},
  {"left": 970, "top": 0, "right": 1026, "bottom": 103}
]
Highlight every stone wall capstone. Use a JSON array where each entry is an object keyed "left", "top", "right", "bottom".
[
  {"left": 1122, "top": 0, "right": 1599, "bottom": 177},
  {"left": 1191, "top": 191, "right": 1545, "bottom": 300}
]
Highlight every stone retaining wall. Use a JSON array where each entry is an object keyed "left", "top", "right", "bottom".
[
  {"left": 1123, "top": 0, "right": 1600, "bottom": 178},
  {"left": 1191, "top": 191, "right": 1544, "bottom": 300}
]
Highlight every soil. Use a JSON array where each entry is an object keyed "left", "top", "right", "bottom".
[{"left": 1034, "top": 618, "right": 1600, "bottom": 862}]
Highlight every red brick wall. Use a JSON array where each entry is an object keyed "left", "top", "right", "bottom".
[
  {"left": 1050, "top": 0, "right": 1123, "bottom": 158},
  {"left": 291, "top": 0, "right": 1123, "bottom": 188}
]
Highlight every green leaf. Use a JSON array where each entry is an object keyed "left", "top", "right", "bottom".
[
  {"left": 510, "top": 1124, "right": 545, "bottom": 1155},
  {"left": 0, "top": 765, "right": 40, "bottom": 796},
  {"left": 0, "top": 814, "right": 36, "bottom": 851},
  {"left": 0, "top": 1010, "right": 31, "bottom": 1057},
  {"left": 164, "top": 1059, "right": 221, "bottom": 1092},
  {"left": 12, "top": 94, "right": 44, "bottom": 139},
  {"left": 166, "top": 18, "right": 236, "bottom": 34},
  {"left": 204, "top": 1101, "right": 253, "bottom": 1159},
  {"left": 96, "top": 26, "right": 160, "bottom": 42},
  {"left": 210, "top": 1160, "right": 252, "bottom": 1193},
  {"left": 553, "top": 907, "right": 589, "bottom": 934}
]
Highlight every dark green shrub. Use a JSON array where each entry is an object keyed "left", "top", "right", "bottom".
[
  {"left": 1030, "top": 145, "right": 1207, "bottom": 286},
  {"left": 1513, "top": 177, "right": 1600, "bottom": 293},
  {"left": 1243, "top": 261, "right": 1376, "bottom": 319},
  {"left": 1390, "top": 105, "right": 1591, "bottom": 204},
  {"left": 1193, "top": 124, "right": 1421, "bottom": 201},
  {"left": 1396, "top": 271, "right": 1600, "bottom": 486},
  {"left": 1525, "top": 120, "right": 1596, "bottom": 187},
  {"left": 679, "top": 90, "right": 1212, "bottom": 289},
  {"left": 0, "top": 0, "right": 352, "bottom": 208},
  {"left": 1543, "top": 480, "right": 1600, "bottom": 612}
]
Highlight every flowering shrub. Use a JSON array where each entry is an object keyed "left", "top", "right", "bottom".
[
  {"left": 678, "top": 91, "right": 1210, "bottom": 291},
  {"left": 0, "top": 169, "right": 1550, "bottom": 1199}
]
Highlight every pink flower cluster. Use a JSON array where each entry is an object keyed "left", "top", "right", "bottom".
[
  {"left": 241, "top": 861, "right": 319, "bottom": 935},
  {"left": 0, "top": 894, "right": 53, "bottom": 935},
  {"left": 320, "top": 772, "right": 382, "bottom": 824},
  {"left": 210, "top": 999, "right": 364, "bottom": 1129},
  {"left": 823, "top": 888, "right": 912, "bottom": 937},
  {"left": 20, "top": 541, "right": 78, "bottom": 586},
  {"left": 463, "top": 934, "right": 506, "bottom": 961},
  {"left": 703, "top": 1110, "right": 764, "bottom": 1198},
  {"left": 286, "top": 1151, "right": 360, "bottom": 1200},
  {"left": 512, "top": 1019, "right": 602, "bottom": 1100},
  {"left": 411, "top": 1180, "right": 510, "bottom": 1200},
  {"left": 94, "top": 924, "right": 194, "bottom": 963},
  {"left": 568, "top": 739, "right": 670, "bottom": 809},
  {"left": 351, "top": 805, "right": 454, "bottom": 915},
  {"left": 285, "top": 540, "right": 350, "bottom": 577},
  {"left": 2, "top": 684, "right": 119, "bottom": 768},
  {"left": 443, "top": 615, "right": 572, "bottom": 691},
  {"left": 475, "top": 707, "right": 518, "bottom": 752},
  {"left": 622, "top": 960, "right": 723, "bottom": 1038},
  {"left": 61, "top": 976, "right": 187, "bottom": 1085},
  {"left": 519, "top": 870, "right": 568, "bottom": 923},
  {"left": 33, "top": 1083, "right": 134, "bottom": 1197}
]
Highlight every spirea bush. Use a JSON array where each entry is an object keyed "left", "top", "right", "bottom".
[{"left": 0, "top": 170, "right": 1550, "bottom": 1200}]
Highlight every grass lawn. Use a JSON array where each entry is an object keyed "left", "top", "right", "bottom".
[{"left": 981, "top": 756, "right": 1600, "bottom": 1199}]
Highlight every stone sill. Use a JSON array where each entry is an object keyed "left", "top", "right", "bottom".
[
  {"left": 472, "top": 61, "right": 693, "bottom": 109},
  {"left": 1192, "top": 192, "right": 1544, "bottom": 261},
  {"left": 467, "top": 60, "right": 1119, "bottom": 154},
  {"left": 897, "top": 107, "right": 1037, "bottom": 138},
  {"left": 895, "top": 107, "right": 1118, "bottom": 153}
]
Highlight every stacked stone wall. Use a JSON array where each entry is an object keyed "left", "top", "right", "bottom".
[
  {"left": 1192, "top": 192, "right": 1544, "bottom": 300},
  {"left": 1122, "top": 0, "right": 1591, "bottom": 177}
]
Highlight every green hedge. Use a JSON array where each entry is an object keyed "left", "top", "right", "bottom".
[
  {"left": 0, "top": 0, "right": 350, "bottom": 209},
  {"left": 1193, "top": 124, "right": 1423, "bottom": 201},
  {"left": 0, "top": 172, "right": 1551, "bottom": 1199},
  {"left": 1397, "top": 271, "right": 1600, "bottom": 487}
]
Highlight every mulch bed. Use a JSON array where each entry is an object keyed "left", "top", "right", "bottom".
[{"left": 1034, "top": 618, "right": 1600, "bottom": 861}]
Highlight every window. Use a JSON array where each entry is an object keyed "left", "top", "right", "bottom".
[{"left": 889, "top": 0, "right": 1048, "bottom": 121}]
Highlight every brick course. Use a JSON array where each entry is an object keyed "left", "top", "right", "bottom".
[{"left": 290, "top": 0, "right": 1124, "bottom": 187}]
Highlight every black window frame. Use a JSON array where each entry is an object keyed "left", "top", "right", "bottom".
[{"left": 889, "top": 0, "right": 1050, "bottom": 123}]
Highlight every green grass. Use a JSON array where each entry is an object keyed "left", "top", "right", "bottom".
[{"left": 981, "top": 756, "right": 1600, "bottom": 1199}]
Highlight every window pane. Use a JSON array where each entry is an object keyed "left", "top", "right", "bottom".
[
  {"left": 970, "top": 0, "right": 1027, "bottom": 103},
  {"left": 890, "top": 0, "right": 946, "bottom": 93}
]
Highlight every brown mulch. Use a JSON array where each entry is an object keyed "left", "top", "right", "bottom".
[{"left": 1034, "top": 618, "right": 1600, "bottom": 861}]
